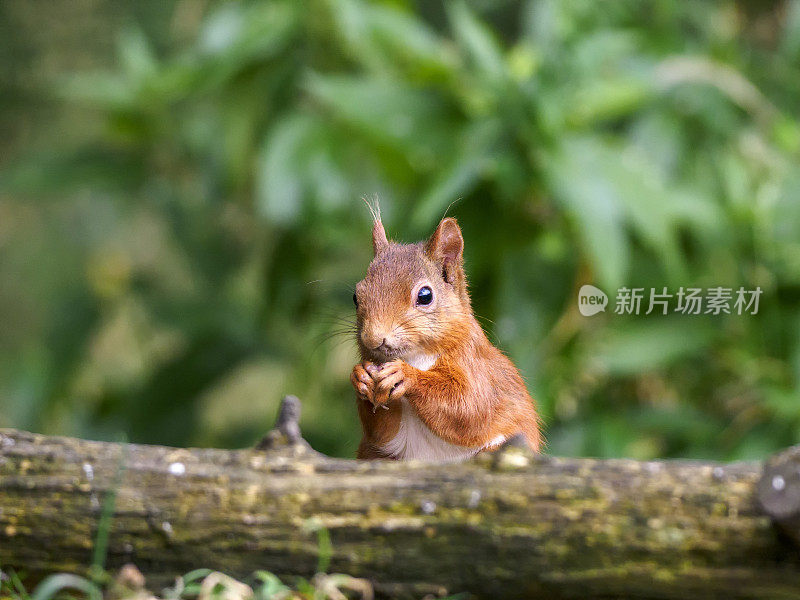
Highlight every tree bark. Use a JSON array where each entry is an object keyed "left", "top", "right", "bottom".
[{"left": 1, "top": 398, "right": 799, "bottom": 600}]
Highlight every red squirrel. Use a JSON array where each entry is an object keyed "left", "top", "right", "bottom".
[{"left": 350, "top": 212, "right": 542, "bottom": 460}]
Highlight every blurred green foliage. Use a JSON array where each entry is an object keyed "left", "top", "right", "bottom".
[{"left": 1, "top": 0, "right": 800, "bottom": 460}]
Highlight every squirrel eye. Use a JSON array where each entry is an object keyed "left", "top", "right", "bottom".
[
  {"left": 416, "top": 286, "right": 433, "bottom": 306},
  {"left": 353, "top": 293, "right": 358, "bottom": 307}
]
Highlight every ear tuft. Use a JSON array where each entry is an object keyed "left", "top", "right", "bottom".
[
  {"left": 425, "top": 217, "right": 464, "bottom": 283},
  {"left": 372, "top": 218, "right": 388, "bottom": 255},
  {"left": 363, "top": 196, "right": 388, "bottom": 255}
]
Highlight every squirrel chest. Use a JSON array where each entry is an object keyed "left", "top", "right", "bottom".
[{"left": 377, "top": 353, "right": 505, "bottom": 461}]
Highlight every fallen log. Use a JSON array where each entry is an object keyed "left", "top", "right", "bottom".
[{"left": 1, "top": 396, "right": 800, "bottom": 599}]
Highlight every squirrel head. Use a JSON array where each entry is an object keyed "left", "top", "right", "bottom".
[{"left": 354, "top": 215, "right": 472, "bottom": 362}]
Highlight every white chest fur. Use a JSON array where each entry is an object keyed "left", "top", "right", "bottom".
[{"left": 378, "top": 353, "right": 505, "bottom": 462}]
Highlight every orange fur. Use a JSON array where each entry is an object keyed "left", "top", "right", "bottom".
[{"left": 350, "top": 216, "right": 542, "bottom": 460}]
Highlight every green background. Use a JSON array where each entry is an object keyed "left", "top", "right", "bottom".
[{"left": 2, "top": 0, "right": 800, "bottom": 460}]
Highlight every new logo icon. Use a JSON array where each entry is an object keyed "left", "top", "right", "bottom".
[{"left": 578, "top": 284, "right": 608, "bottom": 316}]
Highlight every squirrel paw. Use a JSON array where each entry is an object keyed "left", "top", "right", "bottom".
[
  {"left": 372, "top": 360, "right": 413, "bottom": 406},
  {"left": 351, "top": 362, "right": 376, "bottom": 405}
]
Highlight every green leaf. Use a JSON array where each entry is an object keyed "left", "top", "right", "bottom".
[
  {"left": 547, "top": 136, "right": 630, "bottom": 290},
  {"left": 256, "top": 114, "right": 317, "bottom": 226},
  {"left": 199, "top": 2, "right": 297, "bottom": 60},
  {"left": 117, "top": 27, "right": 158, "bottom": 81},
  {"left": 550, "top": 135, "right": 692, "bottom": 287},
  {"left": 253, "top": 572, "right": 291, "bottom": 600},
  {"left": 411, "top": 119, "right": 500, "bottom": 231},
  {"left": 781, "top": 0, "right": 800, "bottom": 59},
  {"left": 31, "top": 575, "right": 102, "bottom": 600},
  {"left": 330, "top": 0, "right": 457, "bottom": 79},
  {"left": 566, "top": 77, "right": 652, "bottom": 127},
  {"left": 58, "top": 73, "right": 136, "bottom": 109},
  {"left": 447, "top": 1, "right": 506, "bottom": 80},
  {"left": 195, "top": 1, "right": 299, "bottom": 89},
  {"left": 304, "top": 73, "right": 451, "bottom": 159},
  {"left": 594, "top": 319, "right": 715, "bottom": 375}
]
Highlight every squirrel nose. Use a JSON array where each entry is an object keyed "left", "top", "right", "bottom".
[
  {"left": 363, "top": 335, "right": 386, "bottom": 351},
  {"left": 361, "top": 330, "right": 393, "bottom": 351}
]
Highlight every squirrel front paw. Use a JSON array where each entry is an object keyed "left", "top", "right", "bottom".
[
  {"left": 372, "top": 360, "right": 416, "bottom": 406},
  {"left": 351, "top": 361, "right": 389, "bottom": 412},
  {"left": 351, "top": 362, "right": 376, "bottom": 404}
]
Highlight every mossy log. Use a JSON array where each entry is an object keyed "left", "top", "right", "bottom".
[{"left": 2, "top": 397, "right": 800, "bottom": 600}]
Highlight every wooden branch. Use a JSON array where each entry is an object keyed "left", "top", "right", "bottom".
[
  {"left": 757, "top": 445, "right": 800, "bottom": 546},
  {"left": 2, "top": 397, "right": 800, "bottom": 599}
]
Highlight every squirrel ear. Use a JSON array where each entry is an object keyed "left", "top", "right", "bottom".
[
  {"left": 372, "top": 218, "right": 389, "bottom": 255},
  {"left": 363, "top": 196, "right": 388, "bottom": 255},
  {"left": 425, "top": 217, "right": 463, "bottom": 283}
]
